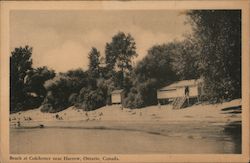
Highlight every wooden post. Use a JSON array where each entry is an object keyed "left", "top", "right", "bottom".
[{"left": 158, "top": 100, "right": 161, "bottom": 109}]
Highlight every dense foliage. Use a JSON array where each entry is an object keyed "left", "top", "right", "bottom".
[
  {"left": 10, "top": 46, "right": 33, "bottom": 112},
  {"left": 41, "top": 71, "right": 85, "bottom": 112},
  {"left": 10, "top": 46, "right": 55, "bottom": 113},
  {"left": 187, "top": 10, "right": 241, "bottom": 101},
  {"left": 88, "top": 47, "right": 101, "bottom": 78},
  {"left": 105, "top": 32, "right": 137, "bottom": 88}
]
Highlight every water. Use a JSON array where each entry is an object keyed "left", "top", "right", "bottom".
[{"left": 10, "top": 121, "right": 241, "bottom": 154}]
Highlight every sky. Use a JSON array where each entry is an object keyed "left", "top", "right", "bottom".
[{"left": 10, "top": 10, "right": 192, "bottom": 72}]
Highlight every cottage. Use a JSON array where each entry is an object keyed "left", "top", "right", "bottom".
[
  {"left": 157, "top": 79, "right": 204, "bottom": 107},
  {"left": 111, "top": 89, "right": 125, "bottom": 105}
]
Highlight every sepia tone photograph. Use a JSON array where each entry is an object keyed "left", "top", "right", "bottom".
[{"left": 1, "top": 0, "right": 250, "bottom": 163}]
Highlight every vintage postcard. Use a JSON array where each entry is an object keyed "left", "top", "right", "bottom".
[{"left": 1, "top": 0, "right": 250, "bottom": 163}]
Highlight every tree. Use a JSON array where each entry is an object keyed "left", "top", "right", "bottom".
[
  {"left": 41, "top": 69, "right": 89, "bottom": 112},
  {"left": 170, "top": 37, "right": 201, "bottom": 80},
  {"left": 42, "top": 75, "right": 76, "bottom": 112},
  {"left": 124, "top": 44, "right": 178, "bottom": 108},
  {"left": 105, "top": 32, "right": 137, "bottom": 87},
  {"left": 81, "top": 88, "right": 106, "bottom": 111},
  {"left": 187, "top": 10, "right": 241, "bottom": 101},
  {"left": 25, "top": 66, "right": 55, "bottom": 98},
  {"left": 88, "top": 47, "right": 100, "bottom": 78},
  {"left": 135, "top": 44, "right": 178, "bottom": 87},
  {"left": 10, "top": 46, "right": 33, "bottom": 112}
]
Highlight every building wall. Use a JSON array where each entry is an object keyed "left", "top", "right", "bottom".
[
  {"left": 189, "top": 86, "right": 199, "bottom": 97},
  {"left": 111, "top": 94, "right": 122, "bottom": 104},
  {"left": 157, "top": 85, "right": 200, "bottom": 99},
  {"left": 176, "top": 87, "right": 185, "bottom": 97},
  {"left": 157, "top": 89, "right": 175, "bottom": 99}
]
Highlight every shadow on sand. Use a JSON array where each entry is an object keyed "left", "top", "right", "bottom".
[
  {"left": 223, "top": 121, "right": 241, "bottom": 153},
  {"left": 221, "top": 105, "right": 241, "bottom": 114},
  {"left": 221, "top": 105, "right": 241, "bottom": 111}
]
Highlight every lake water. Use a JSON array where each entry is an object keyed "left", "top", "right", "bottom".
[{"left": 10, "top": 121, "right": 241, "bottom": 154}]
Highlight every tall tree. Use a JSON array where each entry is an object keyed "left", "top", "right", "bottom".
[
  {"left": 10, "top": 46, "right": 33, "bottom": 112},
  {"left": 136, "top": 44, "right": 178, "bottom": 87},
  {"left": 105, "top": 32, "right": 137, "bottom": 87},
  {"left": 170, "top": 37, "right": 201, "bottom": 80},
  {"left": 187, "top": 10, "right": 241, "bottom": 101},
  {"left": 88, "top": 47, "right": 100, "bottom": 78},
  {"left": 124, "top": 44, "right": 178, "bottom": 108}
]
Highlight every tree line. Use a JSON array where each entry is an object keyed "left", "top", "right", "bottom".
[{"left": 10, "top": 10, "right": 241, "bottom": 113}]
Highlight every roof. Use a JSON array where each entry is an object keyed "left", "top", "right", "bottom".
[
  {"left": 111, "top": 89, "right": 124, "bottom": 94},
  {"left": 159, "top": 79, "right": 203, "bottom": 90}
]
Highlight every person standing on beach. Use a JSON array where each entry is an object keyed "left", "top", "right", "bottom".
[
  {"left": 185, "top": 86, "right": 190, "bottom": 106},
  {"left": 17, "top": 121, "right": 21, "bottom": 127}
]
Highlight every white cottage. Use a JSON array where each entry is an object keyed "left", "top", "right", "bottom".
[
  {"left": 111, "top": 89, "right": 125, "bottom": 105},
  {"left": 157, "top": 79, "right": 203, "bottom": 104}
]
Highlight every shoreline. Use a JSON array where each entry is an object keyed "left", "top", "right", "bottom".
[
  {"left": 10, "top": 99, "right": 242, "bottom": 129},
  {"left": 10, "top": 99, "right": 242, "bottom": 154},
  {"left": 10, "top": 118, "right": 242, "bottom": 154},
  {"left": 10, "top": 115, "right": 241, "bottom": 130}
]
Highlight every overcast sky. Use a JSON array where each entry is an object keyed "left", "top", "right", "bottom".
[{"left": 10, "top": 10, "right": 192, "bottom": 72}]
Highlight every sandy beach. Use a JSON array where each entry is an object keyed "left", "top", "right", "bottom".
[
  {"left": 10, "top": 99, "right": 241, "bottom": 127},
  {"left": 9, "top": 99, "right": 242, "bottom": 154}
]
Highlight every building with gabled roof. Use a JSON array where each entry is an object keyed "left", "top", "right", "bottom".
[
  {"left": 111, "top": 89, "right": 125, "bottom": 105},
  {"left": 157, "top": 79, "right": 204, "bottom": 107}
]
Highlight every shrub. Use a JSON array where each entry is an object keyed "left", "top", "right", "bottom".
[
  {"left": 68, "top": 93, "right": 78, "bottom": 105},
  {"left": 124, "top": 89, "right": 144, "bottom": 109},
  {"left": 40, "top": 103, "right": 53, "bottom": 113},
  {"left": 74, "top": 86, "right": 106, "bottom": 111},
  {"left": 41, "top": 74, "right": 84, "bottom": 112}
]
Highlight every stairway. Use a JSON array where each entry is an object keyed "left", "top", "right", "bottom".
[{"left": 172, "top": 96, "right": 187, "bottom": 109}]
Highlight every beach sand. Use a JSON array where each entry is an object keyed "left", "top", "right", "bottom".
[{"left": 9, "top": 98, "right": 241, "bottom": 127}]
